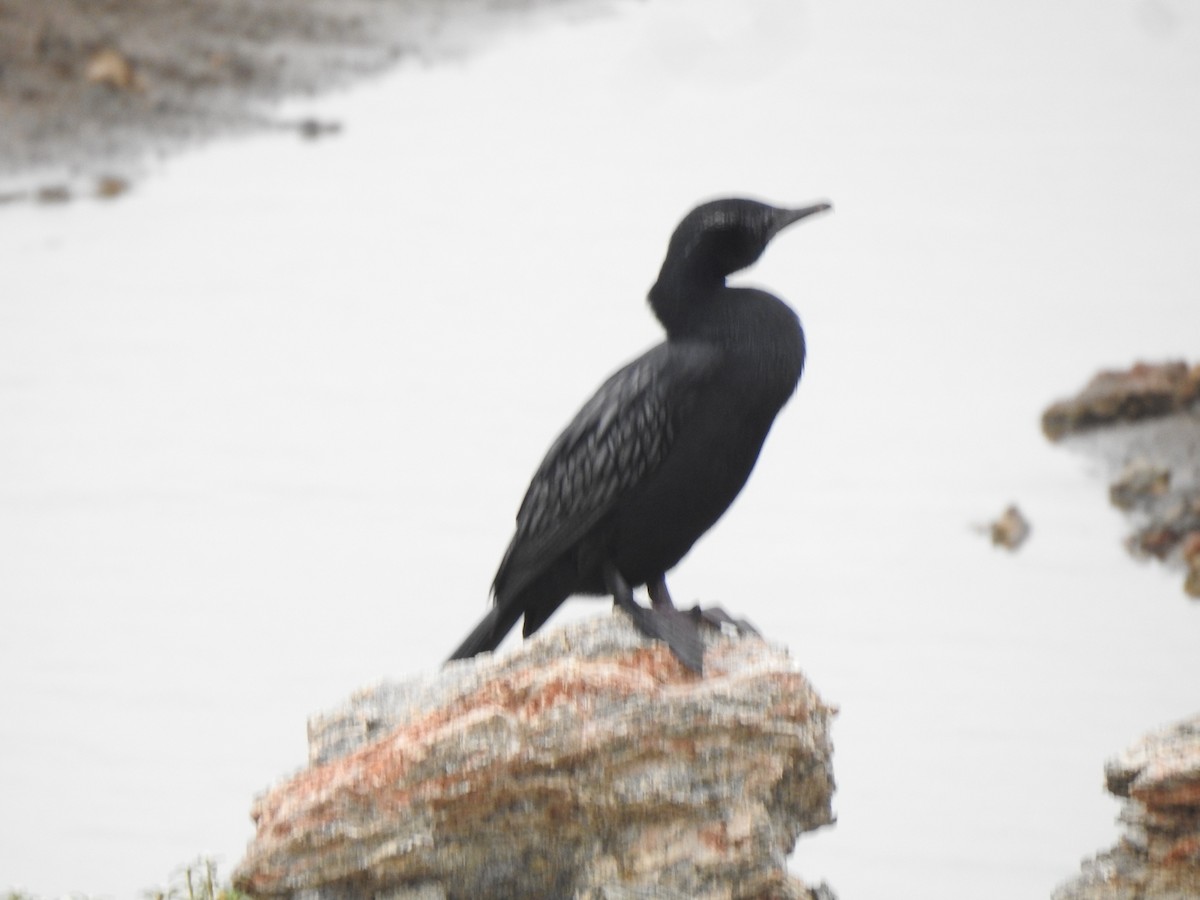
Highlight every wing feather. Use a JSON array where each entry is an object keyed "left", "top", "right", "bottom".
[{"left": 494, "top": 340, "right": 718, "bottom": 601}]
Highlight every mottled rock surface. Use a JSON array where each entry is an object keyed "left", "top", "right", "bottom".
[
  {"left": 1054, "top": 715, "right": 1200, "bottom": 900},
  {"left": 233, "top": 613, "right": 837, "bottom": 900}
]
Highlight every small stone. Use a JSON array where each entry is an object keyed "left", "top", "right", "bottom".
[
  {"left": 1110, "top": 459, "right": 1171, "bottom": 510},
  {"left": 95, "top": 175, "right": 130, "bottom": 199},
  {"left": 1182, "top": 533, "right": 1200, "bottom": 566},
  {"left": 85, "top": 47, "right": 142, "bottom": 91},
  {"left": 35, "top": 184, "right": 71, "bottom": 204},
  {"left": 1129, "top": 526, "right": 1180, "bottom": 560},
  {"left": 1183, "top": 533, "right": 1200, "bottom": 599},
  {"left": 989, "top": 504, "right": 1031, "bottom": 551},
  {"left": 296, "top": 118, "right": 342, "bottom": 140}
]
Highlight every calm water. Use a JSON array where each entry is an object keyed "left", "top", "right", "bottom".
[{"left": 3, "top": 1, "right": 1200, "bottom": 897}]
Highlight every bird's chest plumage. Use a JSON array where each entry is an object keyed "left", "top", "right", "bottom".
[
  {"left": 607, "top": 316, "right": 803, "bottom": 582},
  {"left": 672, "top": 346, "right": 795, "bottom": 497}
]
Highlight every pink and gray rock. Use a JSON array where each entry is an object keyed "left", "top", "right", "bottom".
[
  {"left": 1053, "top": 715, "right": 1200, "bottom": 900},
  {"left": 233, "top": 613, "right": 837, "bottom": 900}
]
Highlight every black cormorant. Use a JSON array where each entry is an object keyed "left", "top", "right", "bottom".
[{"left": 448, "top": 197, "right": 832, "bottom": 671}]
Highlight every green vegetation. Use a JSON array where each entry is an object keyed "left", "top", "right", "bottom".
[
  {"left": 144, "top": 858, "right": 251, "bottom": 900},
  {"left": 5, "top": 858, "right": 251, "bottom": 900}
]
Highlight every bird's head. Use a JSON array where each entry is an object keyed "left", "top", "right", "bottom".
[{"left": 660, "top": 197, "right": 832, "bottom": 285}]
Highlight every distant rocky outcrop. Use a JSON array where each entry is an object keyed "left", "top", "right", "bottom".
[
  {"left": 233, "top": 613, "right": 838, "bottom": 900},
  {"left": 1042, "top": 361, "right": 1200, "bottom": 441},
  {"left": 1053, "top": 715, "right": 1200, "bottom": 900},
  {"left": 1042, "top": 360, "right": 1200, "bottom": 598}
]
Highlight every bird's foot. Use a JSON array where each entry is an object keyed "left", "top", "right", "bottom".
[
  {"left": 606, "top": 565, "right": 705, "bottom": 674},
  {"left": 687, "top": 604, "right": 761, "bottom": 637},
  {"left": 647, "top": 574, "right": 675, "bottom": 611},
  {"left": 647, "top": 604, "right": 706, "bottom": 674},
  {"left": 615, "top": 601, "right": 704, "bottom": 674}
]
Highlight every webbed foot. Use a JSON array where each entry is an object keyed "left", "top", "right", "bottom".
[
  {"left": 604, "top": 565, "right": 704, "bottom": 673},
  {"left": 687, "top": 604, "right": 761, "bottom": 637}
]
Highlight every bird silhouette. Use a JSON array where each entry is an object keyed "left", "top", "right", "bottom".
[{"left": 448, "top": 197, "right": 831, "bottom": 672}]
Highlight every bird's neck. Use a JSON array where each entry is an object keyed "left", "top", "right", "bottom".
[
  {"left": 649, "top": 278, "right": 806, "bottom": 396},
  {"left": 647, "top": 270, "right": 726, "bottom": 339}
]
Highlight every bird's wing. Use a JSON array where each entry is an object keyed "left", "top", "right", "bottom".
[{"left": 493, "top": 340, "right": 719, "bottom": 601}]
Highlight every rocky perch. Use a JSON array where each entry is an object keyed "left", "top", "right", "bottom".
[
  {"left": 1042, "top": 360, "right": 1200, "bottom": 598},
  {"left": 232, "top": 614, "right": 837, "bottom": 900},
  {"left": 1054, "top": 715, "right": 1200, "bottom": 900}
]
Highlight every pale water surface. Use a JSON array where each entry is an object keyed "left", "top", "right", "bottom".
[{"left": 3, "top": 1, "right": 1200, "bottom": 897}]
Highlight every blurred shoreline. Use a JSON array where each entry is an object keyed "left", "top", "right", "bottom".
[{"left": 0, "top": 0, "right": 610, "bottom": 198}]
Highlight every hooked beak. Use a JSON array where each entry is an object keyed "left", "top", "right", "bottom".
[{"left": 768, "top": 201, "right": 833, "bottom": 238}]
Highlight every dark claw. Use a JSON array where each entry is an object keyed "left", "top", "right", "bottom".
[{"left": 688, "top": 604, "right": 761, "bottom": 637}]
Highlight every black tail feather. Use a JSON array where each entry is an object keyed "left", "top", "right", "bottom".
[{"left": 446, "top": 604, "right": 524, "bottom": 662}]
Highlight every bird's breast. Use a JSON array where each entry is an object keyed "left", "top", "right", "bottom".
[{"left": 724, "top": 321, "right": 805, "bottom": 414}]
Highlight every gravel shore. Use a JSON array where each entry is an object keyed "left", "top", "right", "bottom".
[{"left": 0, "top": 0, "right": 604, "bottom": 193}]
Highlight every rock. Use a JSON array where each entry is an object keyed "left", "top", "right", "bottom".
[
  {"left": 34, "top": 184, "right": 71, "bottom": 204},
  {"left": 987, "top": 504, "right": 1031, "bottom": 551},
  {"left": 85, "top": 47, "right": 143, "bottom": 91},
  {"left": 1182, "top": 533, "right": 1200, "bottom": 599},
  {"left": 294, "top": 118, "right": 343, "bottom": 140},
  {"left": 1053, "top": 715, "right": 1200, "bottom": 900},
  {"left": 1128, "top": 525, "right": 1183, "bottom": 561},
  {"left": 94, "top": 175, "right": 131, "bottom": 199},
  {"left": 1042, "top": 361, "right": 1200, "bottom": 441},
  {"left": 1125, "top": 494, "right": 1200, "bottom": 570},
  {"left": 1041, "top": 363, "right": 1200, "bottom": 599},
  {"left": 233, "top": 613, "right": 838, "bottom": 900},
  {"left": 1109, "top": 460, "right": 1171, "bottom": 511}
]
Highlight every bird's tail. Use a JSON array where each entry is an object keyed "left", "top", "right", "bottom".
[{"left": 446, "top": 603, "right": 524, "bottom": 662}]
